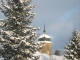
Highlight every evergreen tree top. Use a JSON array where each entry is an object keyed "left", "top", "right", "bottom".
[
  {"left": 0, "top": 0, "right": 41, "bottom": 60},
  {"left": 64, "top": 29, "right": 80, "bottom": 60}
]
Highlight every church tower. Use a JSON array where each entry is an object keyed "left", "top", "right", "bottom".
[{"left": 38, "top": 23, "right": 52, "bottom": 56}]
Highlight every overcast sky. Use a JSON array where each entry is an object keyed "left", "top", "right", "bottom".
[
  {"left": 31, "top": 0, "right": 80, "bottom": 54},
  {"left": 0, "top": 0, "right": 80, "bottom": 55}
]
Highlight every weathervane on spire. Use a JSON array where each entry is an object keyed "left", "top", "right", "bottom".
[{"left": 43, "top": 21, "right": 46, "bottom": 34}]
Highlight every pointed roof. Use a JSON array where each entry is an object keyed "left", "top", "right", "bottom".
[
  {"left": 43, "top": 22, "right": 46, "bottom": 34},
  {"left": 38, "top": 22, "right": 51, "bottom": 41}
]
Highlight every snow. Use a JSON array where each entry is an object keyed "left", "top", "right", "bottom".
[
  {"left": 33, "top": 52, "right": 67, "bottom": 60},
  {"left": 39, "top": 54, "right": 53, "bottom": 60},
  {"left": 0, "top": 52, "right": 68, "bottom": 60},
  {"left": 39, "top": 34, "right": 50, "bottom": 38},
  {"left": 20, "top": 40, "right": 30, "bottom": 46},
  {"left": 34, "top": 52, "right": 53, "bottom": 60},
  {"left": 2, "top": 4, "right": 11, "bottom": 10},
  {"left": 19, "top": 0, "right": 28, "bottom": 3},
  {"left": 38, "top": 41, "right": 52, "bottom": 43},
  {"left": 52, "top": 55, "right": 67, "bottom": 60},
  {"left": 0, "top": 54, "right": 67, "bottom": 60}
]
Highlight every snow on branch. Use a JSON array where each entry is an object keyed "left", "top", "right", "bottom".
[{"left": 0, "top": 19, "right": 6, "bottom": 27}]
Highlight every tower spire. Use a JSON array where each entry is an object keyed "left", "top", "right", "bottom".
[{"left": 43, "top": 21, "right": 46, "bottom": 34}]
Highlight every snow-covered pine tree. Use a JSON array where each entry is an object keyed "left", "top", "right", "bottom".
[
  {"left": 0, "top": 0, "right": 41, "bottom": 60},
  {"left": 64, "top": 30, "right": 80, "bottom": 60}
]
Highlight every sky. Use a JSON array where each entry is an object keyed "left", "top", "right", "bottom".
[{"left": 0, "top": 0, "right": 80, "bottom": 55}]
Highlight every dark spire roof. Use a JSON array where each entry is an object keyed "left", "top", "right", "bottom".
[
  {"left": 43, "top": 22, "right": 46, "bottom": 34},
  {"left": 38, "top": 22, "right": 51, "bottom": 41}
]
